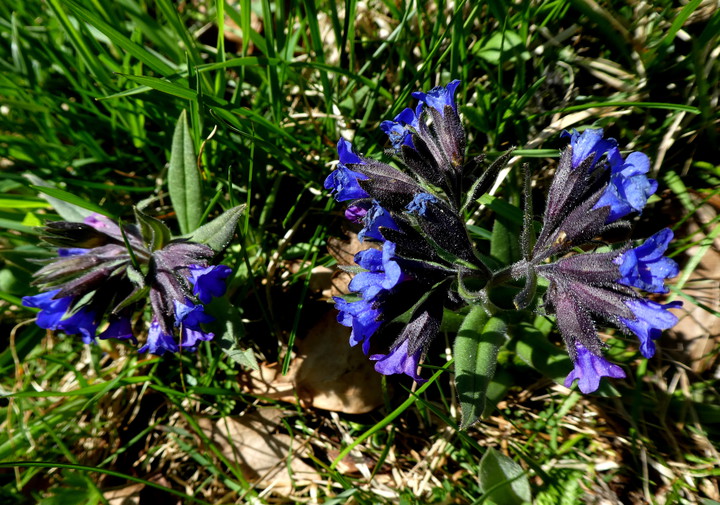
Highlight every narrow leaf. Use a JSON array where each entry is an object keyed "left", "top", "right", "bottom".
[
  {"left": 25, "top": 174, "right": 96, "bottom": 222},
  {"left": 168, "top": 110, "right": 203, "bottom": 234},
  {"left": 134, "top": 207, "right": 171, "bottom": 251},
  {"left": 478, "top": 448, "right": 532, "bottom": 505},
  {"left": 185, "top": 205, "right": 245, "bottom": 252},
  {"left": 454, "top": 307, "right": 506, "bottom": 429}
]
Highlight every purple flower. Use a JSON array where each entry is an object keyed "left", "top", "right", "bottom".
[
  {"left": 139, "top": 319, "right": 179, "bottom": 355},
  {"left": 594, "top": 151, "right": 657, "bottom": 222},
  {"left": 371, "top": 339, "right": 425, "bottom": 382},
  {"left": 345, "top": 204, "right": 368, "bottom": 223},
  {"left": 358, "top": 201, "right": 398, "bottom": 242},
  {"left": 380, "top": 107, "right": 420, "bottom": 150},
  {"left": 614, "top": 229, "right": 678, "bottom": 293},
  {"left": 411, "top": 80, "right": 461, "bottom": 116},
  {"left": 22, "top": 290, "right": 72, "bottom": 330},
  {"left": 180, "top": 326, "right": 214, "bottom": 350},
  {"left": 99, "top": 317, "right": 134, "bottom": 341},
  {"left": 563, "top": 128, "right": 617, "bottom": 169},
  {"left": 564, "top": 343, "right": 625, "bottom": 394},
  {"left": 324, "top": 139, "right": 369, "bottom": 202},
  {"left": 406, "top": 193, "right": 439, "bottom": 217},
  {"left": 188, "top": 264, "right": 232, "bottom": 304},
  {"left": 619, "top": 299, "right": 683, "bottom": 358},
  {"left": 333, "top": 296, "right": 383, "bottom": 353}
]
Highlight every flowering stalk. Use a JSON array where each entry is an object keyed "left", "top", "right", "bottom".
[
  {"left": 326, "top": 81, "right": 682, "bottom": 399},
  {"left": 22, "top": 207, "right": 242, "bottom": 355}
]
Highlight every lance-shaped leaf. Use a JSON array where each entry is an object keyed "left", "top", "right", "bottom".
[
  {"left": 454, "top": 306, "right": 507, "bottom": 429},
  {"left": 168, "top": 110, "right": 203, "bottom": 234},
  {"left": 478, "top": 448, "right": 532, "bottom": 505},
  {"left": 25, "top": 174, "right": 99, "bottom": 222},
  {"left": 185, "top": 205, "right": 245, "bottom": 252},
  {"left": 134, "top": 207, "right": 172, "bottom": 251}
]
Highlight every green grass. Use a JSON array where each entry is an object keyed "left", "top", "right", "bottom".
[{"left": 1, "top": 0, "right": 719, "bottom": 503}]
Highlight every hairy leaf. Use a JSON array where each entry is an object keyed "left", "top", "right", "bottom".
[
  {"left": 454, "top": 307, "right": 506, "bottom": 429},
  {"left": 168, "top": 110, "right": 203, "bottom": 235}
]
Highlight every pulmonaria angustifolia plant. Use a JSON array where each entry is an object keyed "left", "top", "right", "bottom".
[
  {"left": 325, "top": 80, "right": 682, "bottom": 423},
  {"left": 22, "top": 206, "right": 242, "bottom": 355}
]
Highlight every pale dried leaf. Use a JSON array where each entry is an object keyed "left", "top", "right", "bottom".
[
  {"left": 104, "top": 483, "right": 144, "bottom": 505},
  {"left": 198, "top": 408, "right": 318, "bottom": 495}
]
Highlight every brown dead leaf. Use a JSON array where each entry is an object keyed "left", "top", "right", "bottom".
[
  {"left": 243, "top": 311, "right": 385, "bottom": 414},
  {"left": 197, "top": 408, "right": 318, "bottom": 495},
  {"left": 241, "top": 232, "right": 385, "bottom": 414},
  {"left": 666, "top": 200, "right": 720, "bottom": 374}
]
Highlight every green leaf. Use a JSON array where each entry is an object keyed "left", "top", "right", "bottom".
[
  {"left": 490, "top": 215, "right": 522, "bottom": 265},
  {"left": 168, "top": 110, "right": 203, "bottom": 235},
  {"left": 478, "top": 448, "right": 532, "bottom": 505},
  {"left": 185, "top": 205, "right": 245, "bottom": 252},
  {"left": 217, "top": 300, "right": 257, "bottom": 370},
  {"left": 475, "top": 31, "right": 530, "bottom": 65},
  {"left": 454, "top": 307, "right": 506, "bottom": 429},
  {"left": 506, "top": 323, "right": 572, "bottom": 383},
  {"left": 134, "top": 207, "right": 172, "bottom": 251},
  {"left": 24, "top": 174, "right": 97, "bottom": 222}
]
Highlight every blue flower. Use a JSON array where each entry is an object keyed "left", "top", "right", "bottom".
[
  {"left": 358, "top": 201, "right": 398, "bottom": 242},
  {"left": 174, "top": 300, "right": 215, "bottom": 328},
  {"left": 619, "top": 299, "right": 683, "bottom": 358},
  {"left": 58, "top": 248, "right": 89, "bottom": 257},
  {"left": 564, "top": 343, "right": 625, "bottom": 394},
  {"left": 380, "top": 106, "right": 420, "bottom": 150},
  {"left": 563, "top": 128, "right": 618, "bottom": 169},
  {"left": 593, "top": 150, "right": 657, "bottom": 223},
  {"left": 333, "top": 296, "right": 383, "bottom": 354},
  {"left": 348, "top": 241, "right": 407, "bottom": 300},
  {"left": 22, "top": 290, "right": 72, "bottom": 330},
  {"left": 139, "top": 320, "right": 179, "bottom": 355},
  {"left": 188, "top": 264, "right": 232, "bottom": 304},
  {"left": 58, "top": 307, "right": 98, "bottom": 344},
  {"left": 180, "top": 326, "right": 214, "bottom": 351},
  {"left": 371, "top": 339, "right": 425, "bottom": 382},
  {"left": 411, "top": 80, "right": 461, "bottom": 116},
  {"left": 406, "top": 193, "right": 439, "bottom": 216},
  {"left": 99, "top": 317, "right": 134, "bottom": 341},
  {"left": 324, "top": 139, "right": 369, "bottom": 202},
  {"left": 614, "top": 229, "right": 678, "bottom": 293}
]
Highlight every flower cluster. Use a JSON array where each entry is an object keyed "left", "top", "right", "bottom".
[
  {"left": 326, "top": 81, "right": 508, "bottom": 382},
  {"left": 325, "top": 81, "right": 682, "bottom": 393},
  {"left": 527, "top": 129, "right": 681, "bottom": 392},
  {"left": 22, "top": 213, "right": 232, "bottom": 355}
]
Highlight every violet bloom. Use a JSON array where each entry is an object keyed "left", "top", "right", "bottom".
[
  {"left": 371, "top": 339, "right": 424, "bottom": 382},
  {"left": 139, "top": 320, "right": 179, "bottom": 355},
  {"left": 564, "top": 343, "right": 626, "bottom": 394}
]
